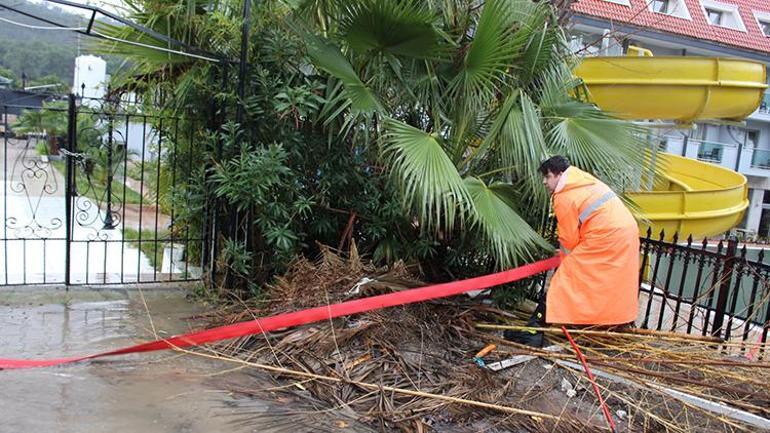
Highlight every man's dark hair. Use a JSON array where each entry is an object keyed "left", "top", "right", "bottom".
[{"left": 538, "top": 155, "right": 570, "bottom": 176}]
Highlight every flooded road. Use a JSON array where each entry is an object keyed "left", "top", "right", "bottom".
[{"left": 0, "top": 287, "right": 250, "bottom": 433}]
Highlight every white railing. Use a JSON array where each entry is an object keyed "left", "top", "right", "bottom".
[{"left": 662, "top": 137, "right": 770, "bottom": 177}]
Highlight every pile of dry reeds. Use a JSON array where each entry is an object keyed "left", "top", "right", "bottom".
[{"left": 197, "top": 246, "right": 770, "bottom": 433}]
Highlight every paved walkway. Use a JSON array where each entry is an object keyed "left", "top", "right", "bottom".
[{"left": 0, "top": 287, "right": 252, "bottom": 433}]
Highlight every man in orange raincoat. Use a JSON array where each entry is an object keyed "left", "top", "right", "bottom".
[{"left": 505, "top": 156, "right": 639, "bottom": 346}]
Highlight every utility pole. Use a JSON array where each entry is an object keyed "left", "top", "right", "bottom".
[{"left": 235, "top": 0, "right": 252, "bottom": 126}]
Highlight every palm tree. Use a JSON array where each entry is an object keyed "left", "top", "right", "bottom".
[
  {"left": 13, "top": 101, "right": 70, "bottom": 154},
  {"left": 90, "top": 0, "right": 244, "bottom": 109},
  {"left": 293, "top": 0, "right": 650, "bottom": 267},
  {"left": 93, "top": 0, "right": 652, "bottom": 272}
]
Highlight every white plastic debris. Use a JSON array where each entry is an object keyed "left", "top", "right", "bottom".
[
  {"left": 560, "top": 378, "right": 577, "bottom": 397},
  {"left": 347, "top": 277, "right": 375, "bottom": 295},
  {"left": 465, "top": 289, "right": 491, "bottom": 298}
]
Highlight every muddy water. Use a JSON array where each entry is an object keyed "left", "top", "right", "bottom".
[{"left": 0, "top": 287, "right": 254, "bottom": 433}]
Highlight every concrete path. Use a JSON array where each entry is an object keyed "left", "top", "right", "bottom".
[{"left": 0, "top": 287, "right": 251, "bottom": 433}]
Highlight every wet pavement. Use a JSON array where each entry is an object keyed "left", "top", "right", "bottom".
[{"left": 0, "top": 286, "right": 251, "bottom": 433}]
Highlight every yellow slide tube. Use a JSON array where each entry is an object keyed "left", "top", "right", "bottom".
[
  {"left": 575, "top": 56, "right": 765, "bottom": 238},
  {"left": 575, "top": 56, "right": 767, "bottom": 123},
  {"left": 628, "top": 154, "right": 748, "bottom": 239}
]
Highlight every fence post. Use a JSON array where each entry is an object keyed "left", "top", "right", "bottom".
[
  {"left": 641, "top": 229, "right": 665, "bottom": 329},
  {"left": 64, "top": 94, "right": 77, "bottom": 287},
  {"left": 203, "top": 64, "right": 228, "bottom": 290},
  {"left": 711, "top": 237, "right": 738, "bottom": 338}
]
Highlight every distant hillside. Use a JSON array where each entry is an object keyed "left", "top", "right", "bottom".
[{"left": 0, "top": 0, "right": 122, "bottom": 87}]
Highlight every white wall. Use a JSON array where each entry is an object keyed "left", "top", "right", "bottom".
[
  {"left": 73, "top": 55, "right": 107, "bottom": 102},
  {"left": 744, "top": 188, "right": 765, "bottom": 233},
  {"left": 113, "top": 121, "right": 160, "bottom": 160}
]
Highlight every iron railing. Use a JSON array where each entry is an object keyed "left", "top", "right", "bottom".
[
  {"left": 638, "top": 229, "right": 770, "bottom": 348},
  {"left": 750, "top": 148, "right": 770, "bottom": 169}
]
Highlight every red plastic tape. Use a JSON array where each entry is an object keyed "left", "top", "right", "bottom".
[{"left": 0, "top": 256, "right": 559, "bottom": 369}]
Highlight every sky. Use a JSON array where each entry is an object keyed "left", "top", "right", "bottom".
[{"left": 25, "top": 0, "right": 128, "bottom": 18}]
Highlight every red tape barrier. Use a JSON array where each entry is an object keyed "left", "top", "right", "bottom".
[{"left": 0, "top": 256, "right": 560, "bottom": 370}]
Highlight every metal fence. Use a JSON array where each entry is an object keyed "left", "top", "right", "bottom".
[
  {"left": 1, "top": 93, "right": 207, "bottom": 286},
  {"left": 638, "top": 229, "right": 770, "bottom": 347}
]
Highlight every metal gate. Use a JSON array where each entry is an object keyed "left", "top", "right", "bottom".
[{"left": 1, "top": 92, "right": 205, "bottom": 286}]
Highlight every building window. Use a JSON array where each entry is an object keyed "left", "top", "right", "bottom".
[
  {"left": 754, "top": 11, "right": 770, "bottom": 36},
  {"left": 761, "top": 20, "right": 770, "bottom": 36},
  {"left": 652, "top": 0, "right": 669, "bottom": 13},
  {"left": 747, "top": 130, "right": 760, "bottom": 148},
  {"left": 601, "top": 0, "right": 631, "bottom": 6},
  {"left": 648, "top": 0, "right": 692, "bottom": 19},
  {"left": 706, "top": 8, "right": 723, "bottom": 25},
  {"left": 701, "top": 0, "right": 747, "bottom": 32}
]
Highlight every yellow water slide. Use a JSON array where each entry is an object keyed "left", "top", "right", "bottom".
[{"left": 574, "top": 56, "right": 768, "bottom": 238}]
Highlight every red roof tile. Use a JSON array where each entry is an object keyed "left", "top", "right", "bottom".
[{"left": 571, "top": 0, "right": 770, "bottom": 55}]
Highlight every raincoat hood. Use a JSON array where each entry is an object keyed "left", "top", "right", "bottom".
[{"left": 555, "top": 166, "right": 598, "bottom": 194}]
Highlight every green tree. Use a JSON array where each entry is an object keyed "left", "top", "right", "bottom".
[
  {"left": 12, "top": 101, "right": 68, "bottom": 138},
  {"left": 0, "top": 66, "right": 18, "bottom": 87},
  {"left": 294, "top": 0, "right": 650, "bottom": 267},
  {"left": 92, "top": 0, "right": 654, "bottom": 290}
]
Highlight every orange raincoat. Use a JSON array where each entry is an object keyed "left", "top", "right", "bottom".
[{"left": 546, "top": 166, "right": 639, "bottom": 325}]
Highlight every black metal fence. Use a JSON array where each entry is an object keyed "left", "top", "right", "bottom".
[
  {"left": 1, "top": 92, "right": 207, "bottom": 286},
  {"left": 638, "top": 229, "right": 770, "bottom": 347}
]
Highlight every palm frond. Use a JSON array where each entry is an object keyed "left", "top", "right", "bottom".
[
  {"left": 291, "top": 23, "right": 383, "bottom": 114},
  {"left": 515, "top": 12, "right": 565, "bottom": 87},
  {"left": 288, "top": 0, "right": 350, "bottom": 32},
  {"left": 533, "top": 66, "right": 656, "bottom": 195},
  {"left": 340, "top": 0, "right": 444, "bottom": 60},
  {"left": 545, "top": 103, "right": 653, "bottom": 193},
  {"left": 481, "top": 91, "right": 548, "bottom": 183},
  {"left": 534, "top": 65, "right": 582, "bottom": 109},
  {"left": 464, "top": 177, "right": 551, "bottom": 267},
  {"left": 382, "top": 118, "right": 471, "bottom": 231},
  {"left": 447, "top": 0, "right": 523, "bottom": 105}
]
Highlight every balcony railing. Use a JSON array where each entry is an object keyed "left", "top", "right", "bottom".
[
  {"left": 654, "top": 135, "right": 770, "bottom": 176},
  {"left": 760, "top": 91, "right": 770, "bottom": 114},
  {"left": 751, "top": 148, "right": 770, "bottom": 169},
  {"left": 697, "top": 141, "right": 725, "bottom": 163}
]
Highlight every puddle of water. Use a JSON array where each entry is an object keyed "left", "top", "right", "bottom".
[{"left": 0, "top": 287, "right": 251, "bottom": 433}]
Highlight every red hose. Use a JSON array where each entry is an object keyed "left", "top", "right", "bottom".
[
  {"left": 0, "top": 256, "right": 560, "bottom": 369},
  {"left": 562, "top": 325, "right": 617, "bottom": 433}
]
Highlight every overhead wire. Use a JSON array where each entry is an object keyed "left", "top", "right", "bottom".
[
  {"left": 0, "top": 15, "right": 85, "bottom": 30},
  {"left": 0, "top": 1, "right": 225, "bottom": 63}
]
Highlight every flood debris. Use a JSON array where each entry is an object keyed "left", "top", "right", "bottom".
[{"left": 199, "top": 246, "right": 770, "bottom": 433}]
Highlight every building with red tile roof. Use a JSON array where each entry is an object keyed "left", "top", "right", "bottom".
[
  {"left": 567, "top": 0, "right": 770, "bottom": 236},
  {"left": 571, "top": 0, "right": 770, "bottom": 60}
]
